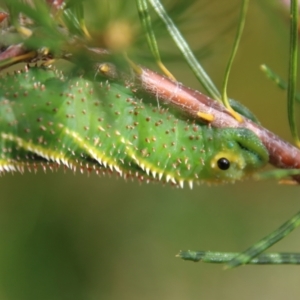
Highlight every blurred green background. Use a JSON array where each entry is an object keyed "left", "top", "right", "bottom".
[{"left": 1, "top": 0, "right": 300, "bottom": 299}]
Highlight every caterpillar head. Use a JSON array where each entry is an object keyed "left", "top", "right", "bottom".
[{"left": 205, "top": 128, "right": 269, "bottom": 182}]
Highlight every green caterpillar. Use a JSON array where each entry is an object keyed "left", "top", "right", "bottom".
[{"left": 0, "top": 65, "right": 269, "bottom": 187}]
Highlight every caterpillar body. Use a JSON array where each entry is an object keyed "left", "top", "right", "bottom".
[{"left": 0, "top": 66, "right": 269, "bottom": 187}]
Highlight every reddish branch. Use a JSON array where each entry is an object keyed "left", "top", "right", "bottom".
[
  {"left": 138, "top": 67, "right": 300, "bottom": 174},
  {"left": 0, "top": 44, "right": 26, "bottom": 61},
  {"left": 1, "top": 43, "right": 300, "bottom": 180}
]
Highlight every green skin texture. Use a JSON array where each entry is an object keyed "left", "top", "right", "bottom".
[{"left": 0, "top": 66, "right": 269, "bottom": 186}]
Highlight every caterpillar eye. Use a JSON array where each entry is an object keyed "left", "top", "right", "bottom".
[{"left": 217, "top": 157, "right": 230, "bottom": 170}]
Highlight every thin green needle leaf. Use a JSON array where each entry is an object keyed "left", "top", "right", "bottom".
[
  {"left": 254, "top": 168, "right": 300, "bottom": 181},
  {"left": 147, "top": 0, "right": 221, "bottom": 101},
  {"left": 136, "top": 0, "right": 160, "bottom": 56},
  {"left": 136, "top": 0, "right": 175, "bottom": 79},
  {"left": 261, "top": 64, "right": 300, "bottom": 102},
  {"left": 178, "top": 250, "right": 300, "bottom": 265},
  {"left": 261, "top": 64, "right": 289, "bottom": 90},
  {"left": 74, "top": 1, "right": 91, "bottom": 39},
  {"left": 136, "top": 0, "right": 160, "bottom": 60},
  {"left": 227, "top": 210, "right": 300, "bottom": 268},
  {"left": 221, "top": 0, "right": 249, "bottom": 122},
  {"left": 287, "top": 0, "right": 300, "bottom": 147}
]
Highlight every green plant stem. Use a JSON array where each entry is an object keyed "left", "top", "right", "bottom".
[
  {"left": 178, "top": 251, "right": 300, "bottom": 265},
  {"left": 147, "top": 0, "right": 221, "bottom": 101},
  {"left": 222, "top": 0, "right": 248, "bottom": 113},
  {"left": 287, "top": 0, "right": 300, "bottom": 147},
  {"left": 227, "top": 210, "right": 300, "bottom": 268}
]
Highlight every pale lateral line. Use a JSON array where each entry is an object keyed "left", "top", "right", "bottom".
[
  {"left": 0, "top": 159, "right": 18, "bottom": 172},
  {"left": 1, "top": 132, "right": 76, "bottom": 170},
  {"left": 63, "top": 128, "right": 123, "bottom": 175},
  {"left": 121, "top": 136, "right": 190, "bottom": 187}
]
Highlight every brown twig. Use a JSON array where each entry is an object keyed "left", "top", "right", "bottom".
[
  {"left": 1, "top": 43, "right": 300, "bottom": 180},
  {"left": 138, "top": 67, "right": 300, "bottom": 177},
  {"left": 0, "top": 44, "right": 26, "bottom": 60},
  {"left": 0, "top": 44, "right": 29, "bottom": 70}
]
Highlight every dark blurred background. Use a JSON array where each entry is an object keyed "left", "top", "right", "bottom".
[{"left": 0, "top": 0, "right": 300, "bottom": 299}]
